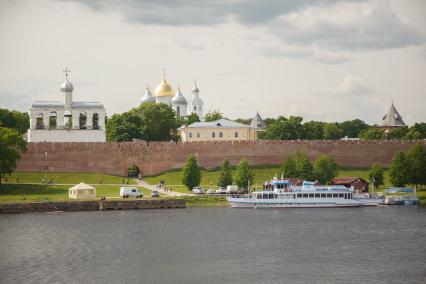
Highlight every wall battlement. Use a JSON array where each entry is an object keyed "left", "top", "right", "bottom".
[{"left": 16, "top": 140, "right": 425, "bottom": 177}]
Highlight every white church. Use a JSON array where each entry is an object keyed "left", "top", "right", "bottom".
[
  {"left": 141, "top": 73, "right": 204, "bottom": 118},
  {"left": 27, "top": 69, "right": 107, "bottom": 142}
]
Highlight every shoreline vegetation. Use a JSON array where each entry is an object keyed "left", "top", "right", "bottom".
[{"left": 0, "top": 169, "right": 424, "bottom": 206}]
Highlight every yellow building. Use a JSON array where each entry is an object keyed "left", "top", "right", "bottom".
[{"left": 179, "top": 119, "right": 259, "bottom": 142}]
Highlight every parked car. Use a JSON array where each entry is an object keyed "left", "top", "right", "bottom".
[
  {"left": 192, "top": 187, "right": 205, "bottom": 194},
  {"left": 151, "top": 190, "right": 160, "bottom": 198},
  {"left": 206, "top": 188, "right": 216, "bottom": 194},
  {"left": 226, "top": 185, "right": 238, "bottom": 194},
  {"left": 120, "top": 187, "right": 143, "bottom": 198},
  {"left": 215, "top": 187, "right": 227, "bottom": 194}
]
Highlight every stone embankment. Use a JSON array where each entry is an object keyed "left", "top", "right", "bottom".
[{"left": 0, "top": 199, "right": 185, "bottom": 214}]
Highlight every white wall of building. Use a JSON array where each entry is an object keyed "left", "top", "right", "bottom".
[{"left": 28, "top": 129, "right": 106, "bottom": 142}]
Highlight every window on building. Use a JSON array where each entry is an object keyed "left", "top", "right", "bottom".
[
  {"left": 194, "top": 106, "right": 197, "bottom": 111},
  {"left": 219, "top": 132, "right": 223, "bottom": 138},
  {"left": 49, "top": 111, "right": 57, "bottom": 129},
  {"left": 196, "top": 132, "right": 200, "bottom": 138},
  {"left": 79, "top": 112, "right": 87, "bottom": 129},
  {"left": 36, "top": 113, "right": 44, "bottom": 129},
  {"left": 64, "top": 110, "right": 72, "bottom": 129},
  {"left": 234, "top": 132, "right": 238, "bottom": 138},
  {"left": 176, "top": 106, "right": 180, "bottom": 117},
  {"left": 189, "top": 132, "right": 192, "bottom": 138},
  {"left": 93, "top": 113, "right": 99, "bottom": 129},
  {"left": 212, "top": 132, "right": 216, "bottom": 138}
]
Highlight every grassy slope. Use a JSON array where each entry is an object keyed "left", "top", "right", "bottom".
[
  {"left": 6, "top": 172, "right": 136, "bottom": 185},
  {"left": 144, "top": 166, "right": 391, "bottom": 193},
  {"left": 0, "top": 184, "right": 152, "bottom": 203}
]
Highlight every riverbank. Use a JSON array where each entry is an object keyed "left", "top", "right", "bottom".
[{"left": 0, "top": 198, "right": 186, "bottom": 213}]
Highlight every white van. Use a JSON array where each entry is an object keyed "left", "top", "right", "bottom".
[
  {"left": 226, "top": 185, "right": 238, "bottom": 194},
  {"left": 120, "top": 187, "right": 144, "bottom": 198}
]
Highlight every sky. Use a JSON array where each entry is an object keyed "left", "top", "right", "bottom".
[{"left": 0, "top": 0, "right": 425, "bottom": 124}]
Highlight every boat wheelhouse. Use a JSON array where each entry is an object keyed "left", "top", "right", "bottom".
[{"left": 227, "top": 179, "right": 362, "bottom": 208}]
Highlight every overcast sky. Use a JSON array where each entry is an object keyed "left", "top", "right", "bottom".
[{"left": 0, "top": 0, "right": 425, "bottom": 124}]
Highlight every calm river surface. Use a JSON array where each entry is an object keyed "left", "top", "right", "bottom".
[{"left": 1, "top": 207, "right": 426, "bottom": 284}]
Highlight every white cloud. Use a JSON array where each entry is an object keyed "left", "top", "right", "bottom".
[
  {"left": 271, "top": 0, "right": 425, "bottom": 51},
  {"left": 261, "top": 44, "right": 348, "bottom": 64},
  {"left": 336, "top": 75, "right": 373, "bottom": 95}
]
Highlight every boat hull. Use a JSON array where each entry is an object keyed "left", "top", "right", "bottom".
[
  {"left": 227, "top": 198, "right": 361, "bottom": 208},
  {"left": 354, "top": 198, "right": 384, "bottom": 206}
]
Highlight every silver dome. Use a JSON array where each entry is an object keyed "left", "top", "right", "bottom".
[
  {"left": 60, "top": 79, "right": 74, "bottom": 92},
  {"left": 192, "top": 81, "right": 199, "bottom": 93},
  {"left": 171, "top": 88, "right": 187, "bottom": 105},
  {"left": 141, "top": 88, "right": 156, "bottom": 104}
]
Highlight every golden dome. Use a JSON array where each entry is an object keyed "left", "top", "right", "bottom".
[{"left": 154, "top": 75, "right": 173, "bottom": 97}]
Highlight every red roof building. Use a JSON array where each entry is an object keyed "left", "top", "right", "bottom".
[{"left": 331, "top": 177, "right": 369, "bottom": 193}]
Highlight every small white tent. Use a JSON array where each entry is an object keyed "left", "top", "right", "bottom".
[{"left": 69, "top": 182, "right": 96, "bottom": 199}]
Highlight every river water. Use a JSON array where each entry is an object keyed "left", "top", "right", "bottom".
[{"left": 1, "top": 207, "right": 425, "bottom": 284}]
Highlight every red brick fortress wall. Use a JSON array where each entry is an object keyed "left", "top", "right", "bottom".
[{"left": 16, "top": 140, "right": 425, "bottom": 177}]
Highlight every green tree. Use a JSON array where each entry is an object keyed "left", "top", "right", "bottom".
[
  {"left": 387, "top": 126, "right": 409, "bottom": 139},
  {"left": 204, "top": 110, "right": 223, "bottom": 122},
  {"left": 234, "top": 159, "right": 254, "bottom": 188},
  {"left": 368, "top": 163, "right": 385, "bottom": 189},
  {"left": 294, "top": 149, "right": 313, "bottom": 180},
  {"left": 302, "top": 121, "right": 324, "bottom": 140},
  {"left": 0, "top": 127, "right": 27, "bottom": 185},
  {"left": 389, "top": 151, "right": 410, "bottom": 187},
  {"left": 0, "top": 109, "right": 29, "bottom": 134},
  {"left": 135, "top": 103, "right": 177, "bottom": 141},
  {"left": 106, "top": 112, "right": 142, "bottom": 141},
  {"left": 281, "top": 156, "right": 298, "bottom": 177},
  {"left": 323, "top": 123, "right": 343, "bottom": 140},
  {"left": 217, "top": 159, "right": 233, "bottom": 187},
  {"left": 359, "top": 128, "right": 385, "bottom": 140},
  {"left": 406, "top": 144, "right": 426, "bottom": 187},
  {"left": 404, "top": 129, "right": 422, "bottom": 140},
  {"left": 186, "top": 113, "right": 200, "bottom": 125},
  {"left": 235, "top": 118, "right": 252, "bottom": 125},
  {"left": 339, "top": 119, "right": 369, "bottom": 138},
  {"left": 259, "top": 116, "right": 304, "bottom": 140},
  {"left": 312, "top": 155, "right": 339, "bottom": 184},
  {"left": 182, "top": 154, "right": 201, "bottom": 189}
]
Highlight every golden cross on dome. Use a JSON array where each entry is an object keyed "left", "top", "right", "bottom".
[
  {"left": 63, "top": 67, "right": 70, "bottom": 79},
  {"left": 162, "top": 68, "right": 166, "bottom": 79}
]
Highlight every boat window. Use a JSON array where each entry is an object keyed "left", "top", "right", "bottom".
[
  {"left": 297, "top": 193, "right": 302, "bottom": 198},
  {"left": 349, "top": 193, "right": 352, "bottom": 199},
  {"left": 309, "top": 193, "right": 314, "bottom": 198},
  {"left": 327, "top": 193, "right": 332, "bottom": 198},
  {"left": 333, "top": 193, "right": 338, "bottom": 198},
  {"left": 339, "top": 193, "right": 344, "bottom": 198},
  {"left": 258, "top": 194, "right": 262, "bottom": 199},
  {"left": 315, "top": 193, "right": 320, "bottom": 198},
  {"left": 303, "top": 193, "right": 308, "bottom": 198},
  {"left": 344, "top": 194, "right": 347, "bottom": 199},
  {"left": 132, "top": 189, "right": 136, "bottom": 192},
  {"left": 321, "top": 193, "right": 326, "bottom": 198}
]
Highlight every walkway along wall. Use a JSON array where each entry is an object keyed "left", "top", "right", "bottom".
[{"left": 16, "top": 140, "right": 425, "bottom": 177}]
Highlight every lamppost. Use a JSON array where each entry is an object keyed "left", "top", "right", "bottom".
[{"left": 44, "top": 152, "right": 48, "bottom": 184}]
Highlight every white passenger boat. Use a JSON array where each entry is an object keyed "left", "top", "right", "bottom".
[
  {"left": 227, "top": 179, "right": 362, "bottom": 208},
  {"left": 353, "top": 193, "right": 384, "bottom": 206}
]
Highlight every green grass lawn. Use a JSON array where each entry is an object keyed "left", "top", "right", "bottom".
[
  {"left": 4, "top": 172, "right": 136, "bottom": 185},
  {"left": 0, "top": 184, "right": 152, "bottom": 203},
  {"left": 144, "top": 166, "right": 392, "bottom": 193}
]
